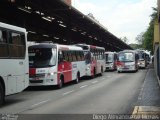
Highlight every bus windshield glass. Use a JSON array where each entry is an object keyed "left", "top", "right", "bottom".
[
  {"left": 118, "top": 52, "right": 134, "bottom": 62},
  {"left": 138, "top": 53, "right": 145, "bottom": 60},
  {"left": 106, "top": 54, "right": 113, "bottom": 63},
  {"left": 29, "top": 48, "right": 57, "bottom": 68},
  {"left": 84, "top": 51, "right": 91, "bottom": 64}
]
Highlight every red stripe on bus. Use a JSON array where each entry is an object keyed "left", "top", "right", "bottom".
[
  {"left": 58, "top": 61, "right": 72, "bottom": 83},
  {"left": 90, "top": 45, "right": 96, "bottom": 49}
]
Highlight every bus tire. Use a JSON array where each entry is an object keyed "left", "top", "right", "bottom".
[
  {"left": 135, "top": 69, "right": 138, "bottom": 72},
  {"left": 57, "top": 76, "right": 63, "bottom": 89},
  {"left": 0, "top": 82, "right": 5, "bottom": 106},
  {"left": 75, "top": 73, "right": 80, "bottom": 84}
]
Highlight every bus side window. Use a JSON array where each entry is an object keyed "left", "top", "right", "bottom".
[
  {"left": 63, "top": 51, "right": 67, "bottom": 62},
  {"left": 72, "top": 51, "right": 76, "bottom": 61},
  {"left": 76, "top": 51, "right": 79, "bottom": 61},
  {"left": 85, "top": 51, "right": 91, "bottom": 64},
  {"left": 68, "top": 51, "right": 72, "bottom": 62},
  {"left": 77, "top": 51, "right": 81, "bottom": 61},
  {"left": 80, "top": 51, "right": 85, "bottom": 61},
  {"left": 0, "top": 29, "right": 8, "bottom": 57},
  {"left": 8, "top": 31, "right": 25, "bottom": 58},
  {"left": 58, "top": 51, "right": 63, "bottom": 63}
]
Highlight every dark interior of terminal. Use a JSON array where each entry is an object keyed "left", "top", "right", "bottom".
[{"left": 0, "top": 0, "right": 132, "bottom": 51}]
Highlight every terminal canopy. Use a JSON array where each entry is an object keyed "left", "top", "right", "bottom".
[{"left": 0, "top": 0, "right": 133, "bottom": 51}]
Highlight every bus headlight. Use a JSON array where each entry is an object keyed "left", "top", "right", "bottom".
[
  {"left": 110, "top": 63, "right": 113, "bottom": 67},
  {"left": 87, "top": 66, "right": 90, "bottom": 70},
  {"left": 47, "top": 73, "right": 54, "bottom": 76},
  {"left": 86, "top": 66, "right": 90, "bottom": 70}
]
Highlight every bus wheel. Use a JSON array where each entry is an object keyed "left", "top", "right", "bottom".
[
  {"left": 75, "top": 73, "right": 80, "bottom": 84},
  {"left": 0, "top": 82, "right": 5, "bottom": 106},
  {"left": 57, "top": 77, "right": 63, "bottom": 89}
]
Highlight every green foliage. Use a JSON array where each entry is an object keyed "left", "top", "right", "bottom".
[
  {"left": 136, "top": 32, "right": 144, "bottom": 45},
  {"left": 129, "top": 43, "right": 142, "bottom": 49},
  {"left": 135, "top": 7, "right": 157, "bottom": 54},
  {"left": 120, "top": 36, "right": 128, "bottom": 44},
  {"left": 143, "top": 24, "right": 154, "bottom": 53}
]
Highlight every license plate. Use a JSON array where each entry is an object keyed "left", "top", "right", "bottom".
[
  {"left": 123, "top": 67, "right": 129, "bottom": 69},
  {"left": 35, "top": 77, "right": 40, "bottom": 80}
]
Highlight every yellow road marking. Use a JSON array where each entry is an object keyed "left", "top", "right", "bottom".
[{"left": 132, "top": 106, "right": 160, "bottom": 115}]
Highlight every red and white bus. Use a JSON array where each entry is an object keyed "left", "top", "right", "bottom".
[
  {"left": 0, "top": 22, "right": 29, "bottom": 106},
  {"left": 117, "top": 50, "right": 139, "bottom": 73},
  {"left": 29, "top": 43, "right": 86, "bottom": 88},
  {"left": 75, "top": 44, "right": 105, "bottom": 78}
]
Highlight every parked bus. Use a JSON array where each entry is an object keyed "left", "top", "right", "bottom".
[
  {"left": 75, "top": 44, "right": 105, "bottom": 78},
  {"left": 29, "top": 43, "right": 86, "bottom": 88},
  {"left": 105, "top": 52, "right": 117, "bottom": 71},
  {"left": 117, "top": 50, "right": 139, "bottom": 73},
  {"left": 136, "top": 50, "right": 147, "bottom": 68},
  {"left": 0, "top": 22, "right": 29, "bottom": 105}
]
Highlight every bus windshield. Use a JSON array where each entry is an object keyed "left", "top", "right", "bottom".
[
  {"left": 118, "top": 52, "right": 134, "bottom": 62},
  {"left": 138, "top": 53, "right": 145, "bottom": 60},
  {"left": 106, "top": 54, "right": 113, "bottom": 63},
  {"left": 84, "top": 51, "right": 91, "bottom": 64},
  {"left": 29, "top": 48, "right": 57, "bottom": 68}
]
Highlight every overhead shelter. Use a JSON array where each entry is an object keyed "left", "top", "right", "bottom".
[{"left": 0, "top": 0, "right": 133, "bottom": 51}]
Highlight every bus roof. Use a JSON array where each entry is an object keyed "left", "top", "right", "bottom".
[
  {"left": 58, "top": 44, "right": 83, "bottom": 50},
  {"left": 75, "top": 44, "right": 105, "bottom": 50},
  {"left": 28, "top": 43, "right": 57, "bottom": 49},
  {"left": 0, "top": 22, "right": 26, "bottom": 33},
  {"left": 29, "top": 43, "right": 83, "bottom": 51},
  {"left": 119, "top": 50, "right": 137, "bottom": 53},
  {"left": 105, "top": 52, "right": 116, "bottom": 54}
]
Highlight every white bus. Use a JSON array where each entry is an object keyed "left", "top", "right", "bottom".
[
  {"left": 117, "top": 50, "right": 139, "bottom": 73},
  {"left": 0, "top": 22, "right": 29, "bottom": 105},
  {"left": 105, "top": 52, "right": 117, "bottom": 71},
  {"left": 28, "top": 43, "right": 86, "bottom": 88},
  {"left": 75, "top": 44, "right": 105, "bottom": 78},
  {"left": 136, "top": 50, "right": 147, "bottom": 68}
]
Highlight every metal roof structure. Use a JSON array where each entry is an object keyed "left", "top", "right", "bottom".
[{"left": 0, "top": 0, "right": 133, "bottom": 51}]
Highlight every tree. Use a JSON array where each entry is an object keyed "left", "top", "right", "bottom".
[
  {"left": 143, "top": 7, "right": 157, "bottom": 53},
  {"left": 135, "top": 7, "right": 157, "bottom": 53},
  {"left": 136, "top": 32, "right": 144, "bottom": 45},
  {"left": 121, "top": 36, "right": 128, "bottom": 44},
  {"left": 129, "top": 43, "right": 139, "bottom": 49}
]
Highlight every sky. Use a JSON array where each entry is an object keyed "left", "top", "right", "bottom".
[{"left": 72, "top": 0, "right": 157, "bottom": 44}]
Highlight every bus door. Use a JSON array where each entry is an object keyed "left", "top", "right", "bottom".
[{"left": 58, "top": 51, "right": 72, "bottom": 83}]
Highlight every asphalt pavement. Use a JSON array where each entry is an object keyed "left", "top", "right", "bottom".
[{"left": 0, "top": 68, "right": 155, "bottom": 120}]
